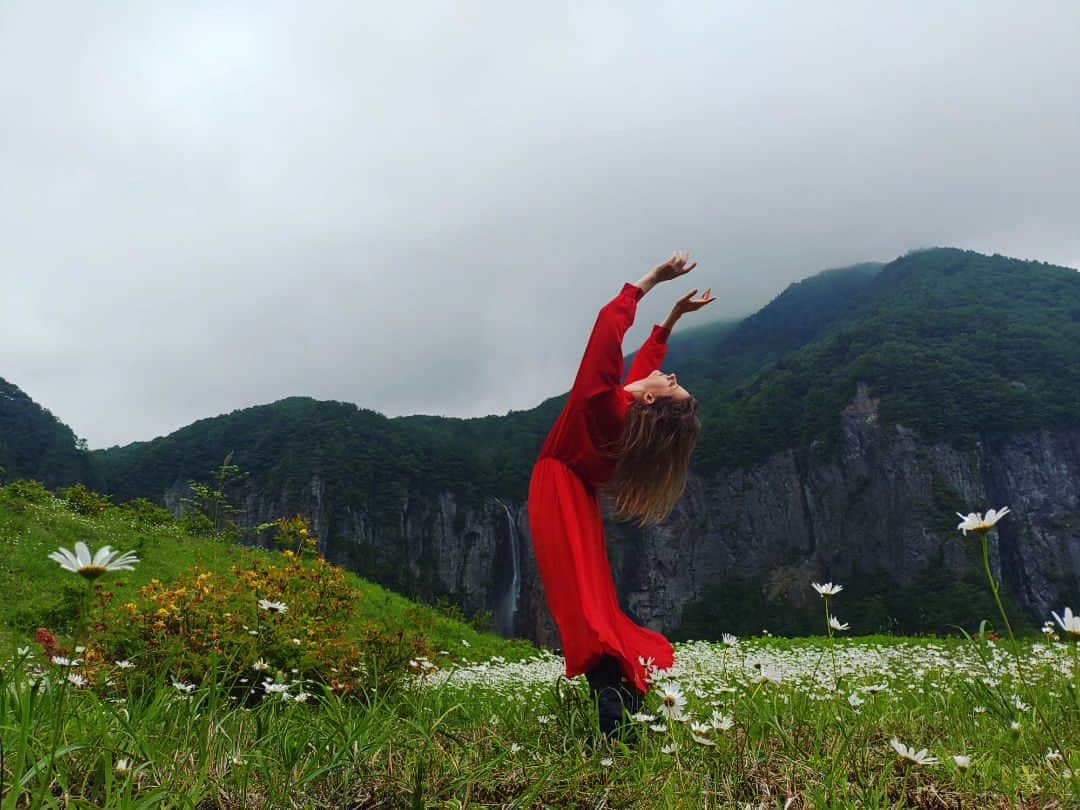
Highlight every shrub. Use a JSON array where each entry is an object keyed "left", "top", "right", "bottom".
[
  {"left": 59, "top": 483, "right": 112, "bottom": 517},
  {"left": 116, "top": 497, "right": 175, "bottom": 526},
  {"left": 1, "top": 479, "right": 53, "bottom": 505},
  {"left": 87, "top": 518, "right": 434, "bottom": 700}
]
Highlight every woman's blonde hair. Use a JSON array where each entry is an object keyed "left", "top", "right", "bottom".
[{"left": 599, "top": 395, "right": 700, "bottom": 526}]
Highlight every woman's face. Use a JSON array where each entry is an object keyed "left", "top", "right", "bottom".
[{"left": 626, "top": 369, "right": 691, "bottom": 403}]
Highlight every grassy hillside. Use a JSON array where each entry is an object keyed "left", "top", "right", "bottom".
[{"left": 0, "top": 479, "right": 536, "bottom": 668}]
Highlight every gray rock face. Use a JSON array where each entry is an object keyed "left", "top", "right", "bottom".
[{"left": 169, "top": 383, "right": 1080, "bottom": 648}]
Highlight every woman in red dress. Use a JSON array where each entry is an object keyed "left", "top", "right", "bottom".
[{"left": 527, "top": 251, "right": 715, "bottom": 743}]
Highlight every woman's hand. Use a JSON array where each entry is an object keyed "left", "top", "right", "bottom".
[
  {"left": 651, "top": 251, "right": 697, "bottom": 283},
  {"left": 635, "top": 251, "right": 698, "bottom": 294},
  {"left": 672, "top": 287, "right": 716, "bottom": 316},
  {"left": 661, "top": 287, "right": 716, "bottom": 331}
]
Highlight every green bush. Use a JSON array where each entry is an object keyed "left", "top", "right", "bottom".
[
  {"left": 87, "top": 526, "right": 435, "bottom": 700},
  {"left": 116, "top": 497, "right": 175, "bottom": 526},
  {"left": 59, "top": 483, "right": 112, "bottom": 517}
]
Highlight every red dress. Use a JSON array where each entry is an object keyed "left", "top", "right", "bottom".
[{"left": 527, "top": 281, "right": 676, "bottom": 694}]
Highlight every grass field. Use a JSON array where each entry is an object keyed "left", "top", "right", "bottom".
[
  {"left": 1, "top": 483, "right": 1077, "bottom": 807},
  {"left": 1, "top": 635, "right": 1077, "bottom": 807}
]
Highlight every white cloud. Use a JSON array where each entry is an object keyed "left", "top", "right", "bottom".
[{"left": 2, "top": 1, "right": 1078, "bottom": 446}]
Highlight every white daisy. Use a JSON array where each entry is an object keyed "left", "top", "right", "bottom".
[
  {"left": 829, "top": 616, "right": 850, "bottom": 632},
  {"left": 655, "top": 681, "right": 688, "bottom": 721},
  {"left": 812, "top": 582, "right": 843, "bottom": 597},
  {"left": 1051, "top": 607, "right": 1080, "bottom": 639},
  {"left": 955, "top": 506, "right": 1010, "bottom": 536},
  {"left": 49, "top": 541, "right": 139, "bottom": 580},
  {"left": 258, "top": 599, "right": 288, "bottom": 614},
  {"left": 690, "top": 722, "right": 716, "bottom": 746},
  {"left": 890, "top": 739, "right": 938, "bottom": 766},
  {"left": 709, "top": 712, "right": 734, "bottom": 731}
]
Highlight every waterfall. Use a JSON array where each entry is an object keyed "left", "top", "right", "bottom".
[{"left": 493, "top": 498, "right": 522, "bottom": 637}]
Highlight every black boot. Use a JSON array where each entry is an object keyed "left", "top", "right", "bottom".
[{"left": 585, "top": 656, "right": 640, "bottom": 746}]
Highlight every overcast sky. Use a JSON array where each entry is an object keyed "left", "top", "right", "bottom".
[{"left": 2, "top": 2, "right": 1078, "bottom": 449}]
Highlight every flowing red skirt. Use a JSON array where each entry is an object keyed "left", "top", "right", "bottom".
[{"left": 527, "top": 456, "right": 675, "bottom": 694}]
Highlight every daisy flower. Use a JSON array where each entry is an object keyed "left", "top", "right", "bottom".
[
  {"left": 955, "top": 506, "right": 1010, "bottom": 535},
  {"left": 709, "top": 712, "right": 734, "bottom": 731},
  {"left": 258, "top": 599, "right": 288, "bottom": 614},
  {"left": 49, "top": 541, "right": 139, "bottom": 580},
  {"left": 1051, "top": 607, "right": 1080, "bottom": 639},
  {"left": 890, "top": 739, "right": 938, "bottom": 766},
  {"left": 690, "top": 722, "right": 716, "bottom": 746},
  {"left": 812, "top": 582, "right": 843, "bottom": 597},
  {"left": 655, "top": 681, "right": 688, "bottom": 721}
]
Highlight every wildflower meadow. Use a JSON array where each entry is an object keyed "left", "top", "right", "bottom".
[{"left": 0, "top": 483, "right": 1077, "bottom": 808}]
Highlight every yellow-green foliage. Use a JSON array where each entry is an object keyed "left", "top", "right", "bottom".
[{"left": 0, "top": 481, "right": 537, "bottom": 679}]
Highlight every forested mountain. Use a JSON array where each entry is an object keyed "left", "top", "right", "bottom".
[
  {"left": 0, "top": 378, "right": 100, "bottom": 489},
  {"left": 95, "top": 248, "right": 1080, "bottom": 503},
  {"left": 5, "top": 247, "right": 1079, "bottom": 640},
  {"left": 681, "top": 250, "right": 1080, "bottom": 471}
]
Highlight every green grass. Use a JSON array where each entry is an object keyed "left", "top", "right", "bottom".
[
  {"left": 0, "top": 483, "right": 535, "bottom": 666},
  {"left": 1, "top": 637, "right": 1077, "bottom": 807},
  {"left": 2, "top": 482, "right": 1078, "bottom": 807}
]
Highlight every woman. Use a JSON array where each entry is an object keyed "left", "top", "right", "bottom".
[{"left": 527, "top": 251, "right": 715, "bottom": 743}]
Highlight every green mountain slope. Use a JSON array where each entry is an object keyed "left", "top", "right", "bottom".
[
  {"left": 0, "top": 378, "right": 101, "bottom": 489},
  {"left": 693, "top": 249, "right": 1080, "bottom": 471},
  {"left": 86, "top": 248, "right": 1080, "bottom": 505}
]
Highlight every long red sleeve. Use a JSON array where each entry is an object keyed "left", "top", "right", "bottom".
[
  {"left": 569, "top": 282, "right": 644, "bottom": 401},
  {"left": 625, "top": 324, "right": 671, "bottom": 384},
  {"left": 539, "top": 281, "right": 671, "bottom": 486}
]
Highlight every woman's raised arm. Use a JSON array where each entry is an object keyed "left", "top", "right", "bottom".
[{"left": 569, "top": 253, "right": 698, "bottom": 400}]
